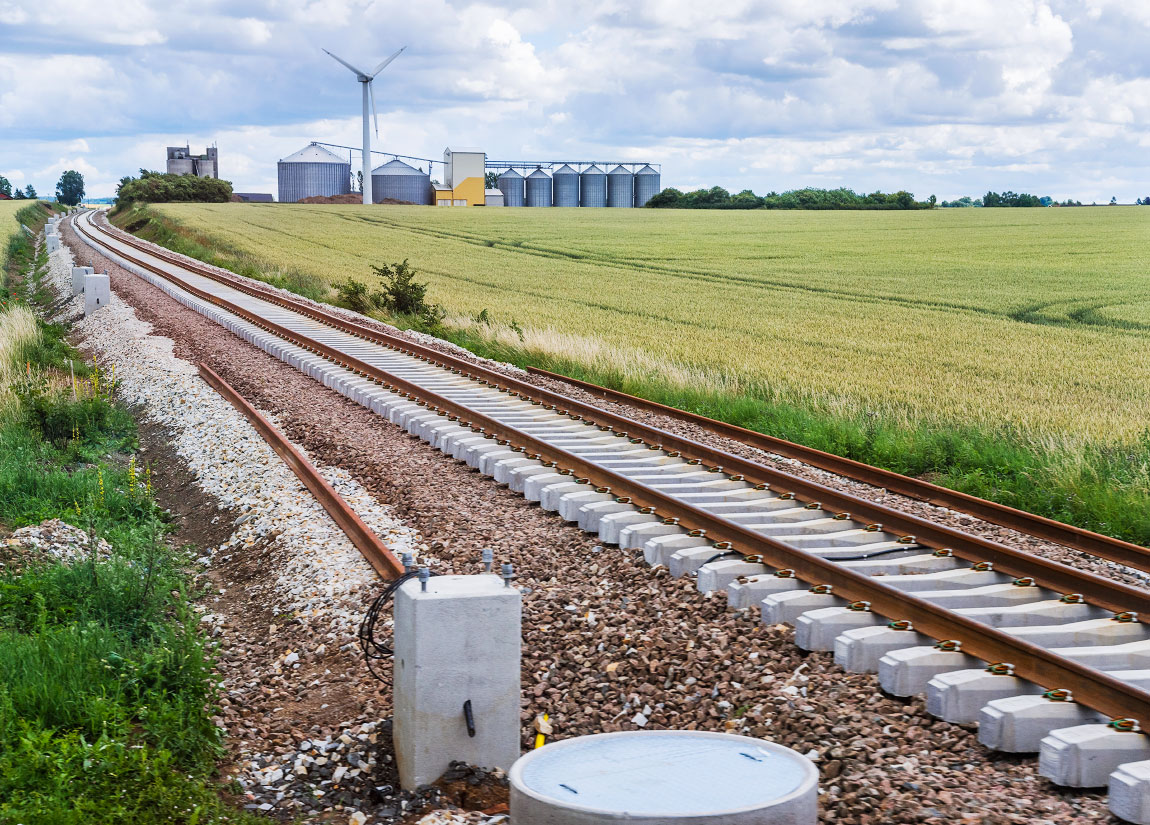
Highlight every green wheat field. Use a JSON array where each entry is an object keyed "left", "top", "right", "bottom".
[{"left": 128, "top": 202, "right": 1150, "bottom": 542}]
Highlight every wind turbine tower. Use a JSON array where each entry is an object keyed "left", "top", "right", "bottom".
[{"left": 322, "top": 45, "right": 406, "bottom": 205}]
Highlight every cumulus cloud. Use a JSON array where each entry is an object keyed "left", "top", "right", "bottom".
[{"left": 0, "top": 0, "right": 1146, "bottom": 201}]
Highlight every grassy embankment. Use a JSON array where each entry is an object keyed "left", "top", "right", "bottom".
[
  {"left": 0, "top": 208, "right": 256, "bottom": 823},
  {"left": 113, "top": 202, "right": 1150, "bottom": 546}
]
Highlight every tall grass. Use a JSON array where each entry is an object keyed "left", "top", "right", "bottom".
[
  {"left": 0, "top": 304, "right": 42, "bottom": 414},
  {"left": 0, "top": 262, "right": 257, "bottom": 821}
]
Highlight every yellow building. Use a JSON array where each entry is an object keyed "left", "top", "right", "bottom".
[{"left": 438, "top": 147, "right": 486, "bottom": 205}]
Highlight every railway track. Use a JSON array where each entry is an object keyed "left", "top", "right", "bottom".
[{"left": 72, "top": 209, "right": 1150, "bottom": 820}]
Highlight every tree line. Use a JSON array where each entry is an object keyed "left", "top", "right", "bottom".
[
  {"left": 646, "top": 186, "right": 933, "bottom": 210},
  {"left": 115, "top": 170, "right": 233, "bottom": 204},
  {"left": 1, "top": 170, "right": 86, "bottom": 205}
]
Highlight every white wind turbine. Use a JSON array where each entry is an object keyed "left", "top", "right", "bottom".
[{"left": 322, "top": 45, "right": 406, "bottom": 205}]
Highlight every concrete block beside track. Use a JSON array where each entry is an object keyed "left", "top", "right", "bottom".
[
  {"left": 83, "top": 273, "right": 110, "bottom": 316},
  {"left": 926, "top": 669, "right": 1044, "bottom": 723},
  {"left": 879, "top": 646, "right": 979, "bottom": 696},
  {"left": 643, "top": 533, "right": 710, "bottom": 568},
  {"left": 71, "top": 265, "right": 93, "bottom": 295},
  {"left": 598, "top": 511, "right": 661, "bottom": 545},
  {"left": 580, "top": 500, "right": 637, "bottom": 533},
  {"left": 727, "top": 574, "right": 804, "bottom": 610},
  {"left": 1110, "top": 760, "right": 1150, "bottom": 824},
  {"left": 979, "top": 694, "right": 1106, "bottom": 752},
  {"left": 696, "top": 559, "right": 772, "bottom": 593},
  {"left": 834, "top": 626, "right": 931, "bottom": 673},
  {"left": 761, "top": 590, "right": 842, "bottom": 626},
  {"left": 793, "top": 607, "right": 881, "bottom": 651},
  {"left": 669, "top": 544, "right": 732, "bottom": 577},
  {"left": 1040, "top": 725, "right": 1150, "bottom": 788},
  {"left": 621, "top": 520, "right": 684, "bottom": 551}
]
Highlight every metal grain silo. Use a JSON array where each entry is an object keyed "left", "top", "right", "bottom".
[
  {"left": 277, "top": 143, "right": 351, "bottom": 203},
  {"left": 633, "top": 164, "right": 661, "bottom": 207},
  {"left": 579, "top": 164, "right": 606, "bottom": 207},
  {"left": 497, "top": 168, "right": 524, "bottom": 207},
  {"left": 371, "top": 159, "right": 433, "bottom": 205},
  {"left": 525, "top": 168, "right": 552, "bottom": 207},
  {"left": 552, "top": 164, "right": 579, "bottom": 207},
  {"left": 607, "top": 165, "right": 635, "bottom": 208}
]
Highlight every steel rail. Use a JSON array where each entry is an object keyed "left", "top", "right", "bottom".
[
  {"left": 197, "top": 362, "right": 404, "bottom": 580},
  {"left": 74, "top": 212, "right": 1150, "bottom": 723},
  {"left": 525, "top": 366, "right": 1149, "bottom": 569},
  {"left": 77, "top": 213, "right": 1150, "bottom": 608},
  {"left": 69, "top": 210, "right": 1150, "bottom": 722}
]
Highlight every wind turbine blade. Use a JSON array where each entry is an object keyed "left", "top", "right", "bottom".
[
  {"left": 369, "top": 79, "right": 379, "bottom": 137},
  {"left": 369, "top": 46, "right": 406, "bottom": 78},
  {"left": 322, "top": 48, "right": 369, "bottom": 77}
]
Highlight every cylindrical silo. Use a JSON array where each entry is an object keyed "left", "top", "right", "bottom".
[
  {"left": 371, "top": 158, "right": 433, "bottom": 205},
  {"left": 552, "top": 164, "right": 579, "bottom": 207},
  {"left": 579, "top": 164, "right": 606, "bottom": 207},
  {"left": 169, "top": 157, "right": 195, "bottom": 176},
  {"left": 526, "top": 168, "right": 552, "bottom": 207},
  {"left": 607, "top": 165, "right": 634, "bottom": 208},
  {"left": 633, "top": 164, "right": 660, "bottom": 207},
  {"left": 498, "top": 168, "right": 524, "bottom": 207},
  {"left": 277, "top": 143, "right": 352, "bottom": 203}
]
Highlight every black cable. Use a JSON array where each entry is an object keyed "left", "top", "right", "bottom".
[
  {"left": 358, "top": 570, "right": 426, "bottom": 684},
  {"left": 827, "top": 545, "right": 922, "bottom": 563},
  {"left": 697, "top": 550, "right": 743, "bottom": 568}
]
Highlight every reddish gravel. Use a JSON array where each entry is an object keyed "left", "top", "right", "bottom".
[{"left": 64, "top": 218, "right": 1118, "bottom": 823}]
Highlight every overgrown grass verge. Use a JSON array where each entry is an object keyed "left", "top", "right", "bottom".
[
  {"left": 442, "top": 324, "right": 1150, "bottom": 545},
  {"left": 112, "top": 201, "right": 331, "bottom": 301},
  {"left": 113, "top": 204, "right": 1150, "bottom": 546},
  {"left": 0, "top": 290, "right": 256, "bottom": 821},
  {"left": 3, "top": 201, "right": 55, "bottom": 303}
]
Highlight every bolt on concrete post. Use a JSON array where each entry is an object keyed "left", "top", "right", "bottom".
[
  {"left": 84, "top": 273, "right": 110, "bottom": 316},
  {"left": 393, "top": 573, "right": 522, "bottom": 790}
]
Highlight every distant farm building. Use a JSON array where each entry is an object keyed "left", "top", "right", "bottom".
[
  {"left": 167, "top": 145, "right": 218, "bottom": 178},
  {"left": 276, "top": 140, "right": 660, "bottom": 206},
  {"left": 277, "top": 143, "right": 352, "bottom": 203}
]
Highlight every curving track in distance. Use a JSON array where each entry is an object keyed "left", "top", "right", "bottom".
[{"left": 71, "top": 209, "right": 1150, "bottom": 816}]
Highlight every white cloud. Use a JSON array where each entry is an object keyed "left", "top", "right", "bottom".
[{"left": 0, "top": 0, "right": 1146, "bottom": 201}]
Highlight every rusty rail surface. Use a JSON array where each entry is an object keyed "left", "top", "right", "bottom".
[
  {"left": 197, "top": 362, "right": 404, "bottom": 580},
  {"left": 525, "top": 367, "right": 1149, "bottom": 569},
  {"left": 77, "top": 212, "right": 1150, "bottom": 722}
]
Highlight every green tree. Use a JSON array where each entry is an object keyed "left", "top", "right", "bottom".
[
  {"left": 928, "top": 194, "right": 937, "bottom": 207},
  {"left": 55, "top": 170, "right": 85, "bottom": 206},
  {"left": 115, "top": 171, "right": 231, "bottom": 205},
  {"left": 24, "top": 184, "right": 36, "bottom": 199},
  {"left": 484, "top": 171, "right": 498, "bottom": 189},
  {"left": 0, "top": 175, "right": 10, "bottom": 197},
  {"left": 1110, "top": 196, "right": 1118, "bottom": 205}
]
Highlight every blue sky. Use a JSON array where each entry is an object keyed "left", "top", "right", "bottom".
[{"left": 1, "top": 0, "right": 1147, "bottom": 201}]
